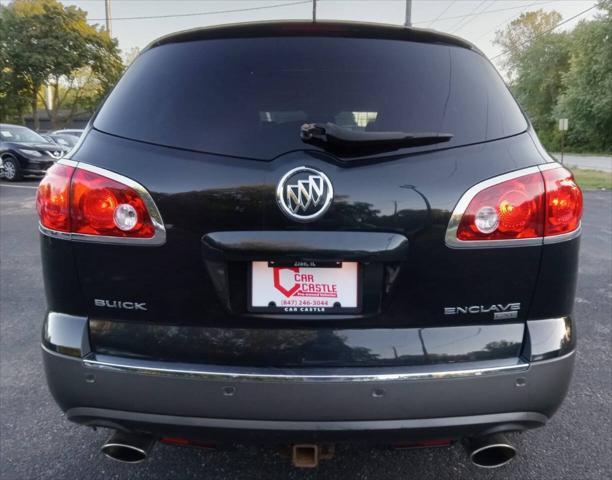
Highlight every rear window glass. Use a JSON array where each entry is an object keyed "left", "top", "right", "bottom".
[{"left": 94, "top": 37, "right": 527, "bottom": 159}]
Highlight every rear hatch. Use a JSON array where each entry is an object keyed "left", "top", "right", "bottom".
[{"left": 71, "top": 24, "right": 540, "bottom": 367}]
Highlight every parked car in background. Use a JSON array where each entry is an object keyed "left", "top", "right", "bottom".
[
  {"left": 37, "top": 22, "right": 582, "bottom": 470},
  {"left": 51, "top": 129, "right": 84, "bottom": 138},
  {"left": 0, "top": 124, "right": 67, "bottom": 181},
  {"left": 41, "top": 133, "right": 80, "bottom": 150}
]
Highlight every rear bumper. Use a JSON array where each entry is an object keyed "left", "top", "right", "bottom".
[
  {"left": 42, "top": 342, "right": 575, "bottom": 443},
  {"left": 67, "top": 405, "right": 548, "bottom": 444}
]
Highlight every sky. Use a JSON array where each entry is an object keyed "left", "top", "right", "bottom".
[{"left": 59, "top": 0, "right": 600, "bottom": 68}]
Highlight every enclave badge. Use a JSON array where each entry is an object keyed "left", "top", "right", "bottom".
[
  {"left": 444, "top": 302, "right": 521, "bottom": 320},
  {"left": 276, "top": 166, "right": 333, "bottom": 222}
]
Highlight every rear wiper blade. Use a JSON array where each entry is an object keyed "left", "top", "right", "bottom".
[{"left": 300, "top": 122, "right": 453, "bottom": 153}]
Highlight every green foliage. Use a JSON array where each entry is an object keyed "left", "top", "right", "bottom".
[
  {"left": 494, "top": 9, "right": 562, "bottom": 80},
  {"left": 495, "top": 4, "right": 612, "bottom": 153},
  {"left": 495, "top": 10, "right": 569, "bottom": 149},
  {"left": 0, "top": 0, "right": 123, "bottom": 127},
  {"left": 554, "top": 5, "right": 612, "bottom": 152},
  {"left": 513, "top": 32, "right": 570, "bottom": 142},
  {"left": 0, "top": 47, "right": 30, "bottom": 122}
]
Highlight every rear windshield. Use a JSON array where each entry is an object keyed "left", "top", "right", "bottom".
[{"left": 94, "top": 37, "right": 527, "bottom": 159}]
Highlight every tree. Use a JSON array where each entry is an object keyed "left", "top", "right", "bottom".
[
  {"left": 494, "top": 3, "right": 612, "bottom": 152},
  {"left": 555, "top": 2, "right": 612, "bottom": 152},
  {"left": 512, "top": 32, "right": 570, "bottom": 147},
  {"left": 0, "top": 0, "right": 123, "bottom": 129},
  {"left": 0, "top": 51, "right": 30, "bottom": 123},
  {"left": 123, "top": 47, "right": 141, "bottom": 67},
  {"left": 494, "top": 10, "right": 570, "bottom": 146},
  {"left": 494, "top": 9, "right": 562, "bottom": 80}
]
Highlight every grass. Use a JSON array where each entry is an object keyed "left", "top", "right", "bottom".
[
  {"left": 552, "top": 152, "right": 612, "bottom": 157},
  {"left": 572, "top": 169, "right": 612, "bottom": 190}
]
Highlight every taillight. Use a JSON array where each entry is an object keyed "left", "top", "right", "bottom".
[
  {"left": 447, "top": 165, "right": 582, "bottom": 247},
  {"left": 542, "top": 168, "right": 583, "bottom": 237},
  {"left": 70, "top": 168, "right": 155, "bottom": 238},
  {"left": 37, "top": 161, "right": 165, "bottom": 245},
  {"left": 36, "top": 164, "right": 75, "bottom": 232},
  {"left": 456, "top": 171, "right": 544, "bottom": 241}
]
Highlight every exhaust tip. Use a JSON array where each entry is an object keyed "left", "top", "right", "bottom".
[
  {"left": 101, "top": 431, "right": 154, "bottom": 464},
  {"left": 102, "top": 443, "right": 148, "bottom": 463},
  {"left": 465, "top": 434, "right": 517, "bottom": 469},
  {"left": 470, "top": 443, "right": 516, "bottom": 468}
]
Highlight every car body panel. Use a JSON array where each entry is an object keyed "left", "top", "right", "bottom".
[{"left": 63, "top": 129, "right": 553, "bottom": 334}]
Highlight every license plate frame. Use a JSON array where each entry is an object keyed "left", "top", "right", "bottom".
[{"left": 248, "top": 261, "right": 361, "bottom": 314}]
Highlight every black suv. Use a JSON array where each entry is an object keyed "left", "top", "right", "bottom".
[
  {"left": 38, "top": 22, "right": 582, "bottom": 469},
  {"left": 1, "top": 124, "right": 66, "bottom": 180}
]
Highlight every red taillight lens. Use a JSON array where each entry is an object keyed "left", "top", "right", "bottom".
[
  {"left": 36, "top": 164, "right": 75, "bottom": 232},
  {"left": 454, "top": 166, "right": 582, "bottom": 243},
  {"left": 37, "top": 163, "right": 160, "bottom": 241},
  {"left": 457, "top": 172, "right": 545, "bottom": 241},
  {"left": 542, "top": 168, "right": 583, "bottom": 237},
  {"left": 70, "top": 169, "right": 155, "bottom": 238}
]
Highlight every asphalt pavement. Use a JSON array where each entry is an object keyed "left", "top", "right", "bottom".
[{"left": 1, "top": 180, "right": 611, "bottom": 480}]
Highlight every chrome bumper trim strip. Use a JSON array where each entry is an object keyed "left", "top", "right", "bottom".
[{"left": 79, "top": 353, "right": 530, "bottom": 383}]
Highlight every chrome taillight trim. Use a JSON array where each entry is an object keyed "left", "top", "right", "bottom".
[
  {"left": 543, "top": 225, "right": 582, "bottom": 245},
  {"left": 445, "top": 163, "right": 581, "bottom": 249},
  {"left": 39, "top": 159, "right": 166, "bottom": 246},
  {"left": 57, "top": 159, "right": 79, "bottom": 167},
  {"left": 538, "top": 162, "right": 565, "bottom": 172}
]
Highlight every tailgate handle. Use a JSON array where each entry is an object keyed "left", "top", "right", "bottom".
[{"left": 202, "top": 231, "right": 409, "bottom": 262}]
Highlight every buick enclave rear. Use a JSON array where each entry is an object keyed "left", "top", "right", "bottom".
[{"left": 38, "top": 22, "right": 582, "bottom": 469}]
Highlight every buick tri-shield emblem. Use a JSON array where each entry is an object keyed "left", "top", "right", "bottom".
[{"left": 276, "top": 166, "right": 333, "bottom": 222}]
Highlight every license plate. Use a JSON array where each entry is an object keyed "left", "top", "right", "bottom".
[{"left": 250, "top": 261, "right": 359, "bottom": 313}]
